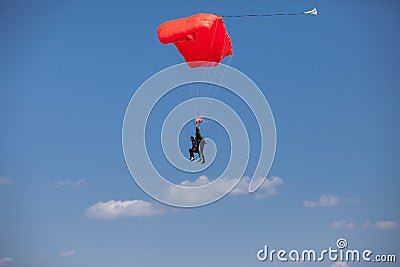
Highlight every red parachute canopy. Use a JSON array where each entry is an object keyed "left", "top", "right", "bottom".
[{"left": 157, "top": 13, "right": 233, "bottom": 68}]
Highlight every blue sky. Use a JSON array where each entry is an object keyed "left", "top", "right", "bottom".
[{"left": 1, "top": 0, "right": 399, "bottom": 266}]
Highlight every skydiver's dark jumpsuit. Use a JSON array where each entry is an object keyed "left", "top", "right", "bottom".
[{"left": 188, "top": 136, "right": 198, "bottom": 160}]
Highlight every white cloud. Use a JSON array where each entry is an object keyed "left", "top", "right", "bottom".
[
  {"left": 331, "top": 220, "right": 355, "bottom": 229},
  {"left": 364, "top": 221, "right": 398, "bottom": 230},
  {"left": 0, "top": 177, "right": 13, "bottom": 186},
  {"left": 330, "top": 262, "right": 350, "bottom": 267},
  {"left": 166, "top": 176, "right": 283, "bottom": 205},
  {"left": 54, "top": 178, "right": 86, "bottom": 187},
  {"left": 60, "top": 250, "right": 75, "bottom": 257},
  {"left": 231, "top": 176, "right": 284, "bottom": 199},
  {"left": 180, "top": 175, "right": 210, "bottom": 187},
  {"left": 0, "top": 258, "right": 12, "bottom": 266},
  {"left": 86, "top": 200, "right": 164, "bottom": 220},
  {"left": 304, "top": 194, "right": 350, "bottom": 208},
  {"left": 166, "top": 176, "right": 238, "bottom": 205}
]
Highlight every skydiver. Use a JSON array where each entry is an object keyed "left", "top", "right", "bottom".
[{"left": 188, "top": 136, "right": 198, "bottom": 161}]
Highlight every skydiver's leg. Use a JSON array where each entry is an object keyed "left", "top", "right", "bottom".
[
  {"left": 197, "top": 141, "right": 203, "bottom": 162},
  {"left": 189, "top": 149, "right": 194, "bottom": 160},
  {"left": 199, "top": 140, "right": 205, "bottom": 163},
  {"left": 196, "top": 141, "right": 201, "bottom": 161}
]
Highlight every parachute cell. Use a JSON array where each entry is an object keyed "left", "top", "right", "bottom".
[{"left": 157, "top": 14, "right": 233, "bottom": 68}]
